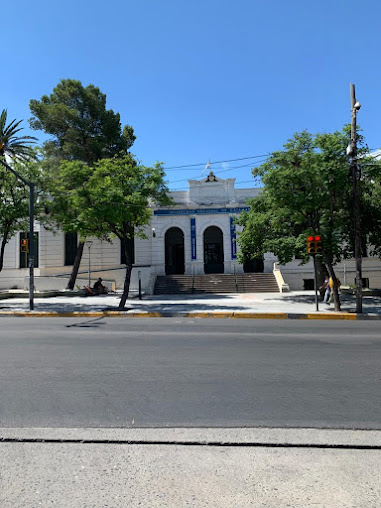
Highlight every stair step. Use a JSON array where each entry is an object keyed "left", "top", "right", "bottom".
[{"left": 154, "top": 273, "right": 280, "bottom": 295}]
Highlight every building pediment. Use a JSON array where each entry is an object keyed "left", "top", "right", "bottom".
[{"left": 188, "top": 173, "right": 236, "bottom": 205}]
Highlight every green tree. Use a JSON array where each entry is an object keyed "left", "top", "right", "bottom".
[
  {"left": 0, "top": 109, "right": 37, "bottom": 160},
  {"left": 30, "top": 79, "right": 135, "bottom": 164},
  {"left": 0, "top": 110, "right": 38, "bottom": 272},
  {"left": 237, "top": 128, "right": 380, "bottom": 311},
  {"left": 0, "top": 159, "right": 43, "bottom": 272},
  {"left": 47, "top": 155, "right": 172, "bottom": 308},
  {"left": 30, "top": 79, "right": 136, "bottom": 289}
]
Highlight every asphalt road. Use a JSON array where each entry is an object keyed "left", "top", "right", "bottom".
[{"left": 0, "top": 317, "right": 380, "bottom": 429}]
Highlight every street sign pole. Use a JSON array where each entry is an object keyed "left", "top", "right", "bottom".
[
  {"left": 29, "top": 183, "right": 35, "bottom": 310},
  {"left": 312, "top": 255, "right": 319, "bottom": 312}
]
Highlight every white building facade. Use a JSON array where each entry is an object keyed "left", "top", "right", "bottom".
[{"left": 0, "top": 172, "right": 380, "bottom": 293}]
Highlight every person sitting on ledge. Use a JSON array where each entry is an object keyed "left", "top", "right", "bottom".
[{"left": 93, "top": 278, "right": 108, "bottom": 295}]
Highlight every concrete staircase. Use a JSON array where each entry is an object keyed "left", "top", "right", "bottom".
[{"left": 154, "top": 273, "right": 279, "bottom": 295}]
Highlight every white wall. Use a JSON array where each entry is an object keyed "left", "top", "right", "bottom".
[{"left": 280, "top": 257, "right": 381, "bottom": 290}]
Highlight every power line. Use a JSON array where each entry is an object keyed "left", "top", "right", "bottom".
[
  {"left": 162, "top": 148, "right": 380, "bottom": 172},
  {"left": 163, "top": 154, "right": 269, "bottom": 171},
  {"left": 168, "top": 159, "right": 267, "bottom": 185}
]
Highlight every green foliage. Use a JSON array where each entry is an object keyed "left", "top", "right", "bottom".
[
  {"left": 354, "top": 153, "right": 381, "bottom": 258},
  {"left": 0, "top": 109, "right": 37, "bottom": 161},
  {"left": 46, "top": 154, "right": 172, "bottom": 306},
  {"left": 0, "top": 158, "right": 43, "bottom": 270},
  {"left": 29, "top": 79, "right": 136, "bottom": 164},
  {"left": 47, "top": 154, "right": 172, "bottom": 241},
  {"left": 237, "top": 127, "right": 380, "bottom": 268},
  {"left": 30, "top": 79, "right": 138, "bottom": 289},
  {"left": 0, "top": 110, "right": 39, "bottom": 271}
]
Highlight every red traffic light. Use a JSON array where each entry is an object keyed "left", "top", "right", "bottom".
[
  {"left": 315, "top": 236, "right": 321, "bottom": 241},
  {"left": 307, "top": 236, "right": 314, "bottom": 242}
]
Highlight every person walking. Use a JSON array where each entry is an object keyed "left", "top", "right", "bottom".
[
  {"left": 322, "top": 276, "right": 331, "bottom": 304},
  {"left": 328, "top": 276, "right": 341, "bottom": 303}
]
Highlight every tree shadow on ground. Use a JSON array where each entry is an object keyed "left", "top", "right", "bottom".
[
  {"left": 66, "top": 317, "right": 107, "bottom": 328},
  {"left": 147, "top": 293, "right": 241, "bottom": 301},
  {"left": 0, "top": 301, "right": 248, "bottom": 313},
  {"left": 106, "top": 303, "right": 248, "bottom": 313},
  {"left": 262, "top": 293, "right": 381, "bottom": 314}
]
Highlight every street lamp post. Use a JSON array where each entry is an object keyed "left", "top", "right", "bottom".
[
  {"left": 0, "top": 158, "right": 35, "bottom": 311},
  {"left": 86, "top": 240, "right": 93, "bottom": 287}
]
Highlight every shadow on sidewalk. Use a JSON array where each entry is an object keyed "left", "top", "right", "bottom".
[
  {"left": 0, "top": 301, "right": 248, "bottom": 313},
  {"left": 262, "top": 293, "right": 381, "bottom": 315}
]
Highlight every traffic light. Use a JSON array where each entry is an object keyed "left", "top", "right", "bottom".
[
  {"left": 21, "top": 239, "right": 29, "bottom": 253},
  {"left": 307, "top": 235, "right": 322, "bottom": 255}
]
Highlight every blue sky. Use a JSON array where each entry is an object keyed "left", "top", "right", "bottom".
[{"left": 2, "top": 0, "right": 380, "bottom": 190}]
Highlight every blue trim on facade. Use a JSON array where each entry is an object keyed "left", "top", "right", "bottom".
[
  {"left": 154, "top": 206, "right": 250, "bottom": 216},
  {"left": 230, "top": 217, "right": 237, "bottom": 260},
  {"left": 190, "top": 217, "right": 197, "bottom": 260}
]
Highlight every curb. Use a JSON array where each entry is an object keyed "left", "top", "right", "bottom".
[{"left": 0, "top": 310, "right": 379, "bottom": 319}]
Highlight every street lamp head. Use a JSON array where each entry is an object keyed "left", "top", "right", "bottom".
[
  {"left": 86, "top": 240, "right": 93, "bottom": 248},
  {"left": 354, "top": 101, "right": 361, "bottom": 111}
]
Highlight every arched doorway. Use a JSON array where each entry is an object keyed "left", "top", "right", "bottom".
[
  {"left": 165, "top": 227, "right": 185, "bottom": 275},
  {"left": 204, "top": 226, "right": 224, "bottom": 274}
]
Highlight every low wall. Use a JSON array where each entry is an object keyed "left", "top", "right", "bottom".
[{"left": 273, "top": 263, "right": 290, "bottom": 292}]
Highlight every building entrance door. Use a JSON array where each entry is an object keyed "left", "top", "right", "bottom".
[
  {"left": 165, "top": 227, "right": 185, "bottom": 275},
  {"left": 204, "top": 226, "right": 224, "bottom": 274}
]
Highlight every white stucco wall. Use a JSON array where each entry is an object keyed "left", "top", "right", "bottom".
[{"left": 1, "top": 174, "right": 380, "bottom": 292}]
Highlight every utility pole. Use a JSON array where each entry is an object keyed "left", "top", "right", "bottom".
[{"left": 349, "top": 83, "right": 362, "bottom": 313}]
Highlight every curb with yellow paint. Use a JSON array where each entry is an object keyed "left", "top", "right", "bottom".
[{"left": 0, "top": 310, "right": 377, "bottom": 319}]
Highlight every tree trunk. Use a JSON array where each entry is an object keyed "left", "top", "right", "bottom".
[
  {"left": 67, "top": 241, "right": 85, "bottom": 290},
  {"left": 315, "top": 257, "right": 328, "bottom": 290},
  {"left": 118, "top": 235, "right": 133, "bottom": 309},
  {"left": 118, "top": 262, "right": 133, "bottom": 309},
  {"left": 0, "top": 231, "right": 9, "bottom": 273},
  {"left": 324, "top": 255, "right": 341, "bottom": 312}
]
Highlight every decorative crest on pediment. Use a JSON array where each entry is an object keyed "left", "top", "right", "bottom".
[{"left": 205, "top": 171, "right": 217, "bottom": 182}]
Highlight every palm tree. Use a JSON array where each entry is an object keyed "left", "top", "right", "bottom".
[
  {"left": 0, "top": 110, "right": 37, "bottom": 276},
  {"left": 0, "top": 109, "right": 37, "bottom": 160}
]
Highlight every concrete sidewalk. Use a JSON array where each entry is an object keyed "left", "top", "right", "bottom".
[
  {"left": 0, "top": 291, "right": 380, "bottom": 318},
  {"left": 1, "top": 427, "right": 380, "bottom": 508}
]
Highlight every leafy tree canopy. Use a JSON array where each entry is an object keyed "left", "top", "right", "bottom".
[
  {"left": 0, "top": 110, "right": 39, "bottom": 272},
  {"left": 0, "top": 109, "right": 37, "bottom": 161},
  {"left": 0, "top": 157, "right": 44, "bottom": 272},
  {"left": 46, "top": 154, "right": 172, "bottom": 307},
  {"left": 29, "top": 79, "right": 136, "bottom": 164},
  {"left": 237, "top": 127, "right": 381, "bottom": 311},
  {"left": 30, "top": 79, "right": 137, "bottom": 289}
]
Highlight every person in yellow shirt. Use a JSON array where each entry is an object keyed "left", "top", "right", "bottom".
[{"left": 328, "top": 276, "right": 341, "bottom": 303}]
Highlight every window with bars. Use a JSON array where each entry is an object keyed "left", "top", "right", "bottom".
[{"left": 65, "top": 232, "right": 78, "bottom": 266}]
